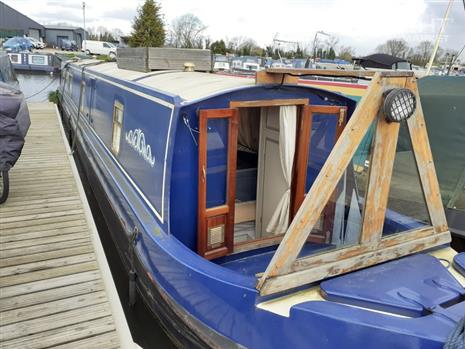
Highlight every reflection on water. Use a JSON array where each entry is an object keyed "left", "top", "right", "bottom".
[{"left": 17, "top": 72, "right": 60, "bottom": 102}]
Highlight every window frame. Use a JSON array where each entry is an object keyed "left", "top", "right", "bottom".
[{"left": 111, "top": 101, "right": 124, "bottom": 156}]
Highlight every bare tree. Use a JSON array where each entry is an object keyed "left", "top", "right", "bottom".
[
  {"left": 338, "top": 45, "right": 356, "bottom": 61},
  {"left": 376, "top": 38, "right": 409, "bottom": 58},
  {"left": 168, "top": 13, "right": 207, "bottom": 48}
]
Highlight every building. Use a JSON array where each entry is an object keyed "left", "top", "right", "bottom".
[
  {"left": 0, "top": 1, "right": 87, "bottom": 48},
  {"left": 0, "top": 1, "right": 45, "bottom": 40},
  {"left": 44, "top": 25, "right": 86, "bottom": 49}
]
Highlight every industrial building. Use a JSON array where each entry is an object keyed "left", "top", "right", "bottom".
[
  {"left": 0, "top": 1, "right": 87, "bottom": 48},
  {"left": 0, "top": 1, "right": 44, "bottom": 40}
]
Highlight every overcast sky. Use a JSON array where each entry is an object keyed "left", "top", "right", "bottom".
[{"left": 5, "top": 0, "right": 465, "bottom": 54}]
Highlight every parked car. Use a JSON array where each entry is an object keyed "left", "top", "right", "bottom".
[
  {"left": 2, "top": 37, "right": 33, "bottom": 53},
  {"left": 28, "top": 37, "right": 45, "bottom": 49},
  {"left": 82, "top": 40, "right": 117, "bottom": 59},
  {"left": 60, "top": 39, "right": 77, "bottom": 51}
]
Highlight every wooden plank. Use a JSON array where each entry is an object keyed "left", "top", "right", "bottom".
[
  {"left": 0, "top": 253, "right": 95, "bottom": 277},
  {"left": 1, "top": 212, "right": 84, "bottom": 230},
  {"left": 49, "top": 331, "right": 120, "bottom": 349},
  {"left": 1, "top": 238, "right": 91, "bottom": 259},
  {"left": 0, "top": 244, "right": 94, "bottom": 268},
  {"left": 360, "top": 113, "right": 401, "bottom": 243},
  {"left": 0, "top": 261, "right": 98, "bottom": 287},
  {"left": 0, "top": 218, "right": 87, "bottom": 236},
  {"left": 1, "top": 232, "right": 89, "bottom": 251},
  {"left": 230, "top": 98, "right": 309, "bottom": 108},
  {"left": 1, "top": 290, "right": 108, "bottom": 326},
  {"left": 0, "top": 224, "right": 88, "bottom": 243},
  {"left": 291, "top": 226, "right": 436, "bottom": 271},
  {"left": 0, "top": 316, "right": 115, "bottom": 348},
  {"left": 0, "top": 270, "right": 102, "bottom": 298},
  {"left": 406, "top": 79, "right": 449, "bottom": 233},
  {"left": 0, "top": 203, "right": 83, "bottom": 219},
  {"left": 257, "top": 73, "right": 384, "bottom": 288},
  {"left": 0, "top": 302, "right": 111, "bottom": 341},
  {"left": 259, "top": 231, "right": 451, "bottom": 295},
  {"left": 264, "top": 68, "right": 414, "bottom": 78},
  {"left": 0, "top": 279, "right": 104, "bottom": 312}
]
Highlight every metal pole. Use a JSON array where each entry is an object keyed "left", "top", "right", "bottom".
[
  {"left": 425, "top": 0, "right": 453, "bottom": 75},
  {"left": 82, "top": 2, "right": 86, "bottom": 51}
]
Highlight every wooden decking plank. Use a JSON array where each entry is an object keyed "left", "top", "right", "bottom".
[
  {"left": 1, "top": 218, "right": 87, "bottom": 235},
  {"left": 49, "top": 331, "right": 120, "bottom": 349},
  {"left": 0, "top": 318, "right": 116, "bottom": 349},
  {"left": 1, "top": 232, "right": 90, "bottom": 251},
  {"left": 1, "top": 238, "right": 91, "bottom": 259},
  {"left": 0, "top": 270, "right": 102, "bottom": 298},
  {"left": 0, "top": 315, "right": 116, "bottom": 348},
  {"left": 0, "top": 244, "right": 94, "bottom": 268},
  {"left": 1, "top": 290, "right": 108, "bottom": 326},
  {"left": 0, "top": 224, "right": 87, "bottom": 243},
  {"left": 1, "top": 211, "right": 84, "bottom": 229},
  {"left": 0, "top": 203, "right": 84, "bottom": 219},
  {"left": 0, "top": 260, "right": 98, "bottom": 287},
  {"left": 0, "top": 302, "right": 112, "bottom": 341},
  {"left": 0, "top": 279, "right": 104, "bottom": 312},
  {"left": 0, "top": 253, "right": 96, "bottom": 277}
]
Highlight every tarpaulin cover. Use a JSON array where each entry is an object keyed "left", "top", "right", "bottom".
[
  {"left": 0, "top": 82, "right": 30, "bottom": 171},
  {"left": 418, "top": 76, "right": 465, "bottom": 210}
]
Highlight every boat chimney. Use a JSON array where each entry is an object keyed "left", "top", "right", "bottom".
[{"left": 184, "top": 62, "right": 195, "bottom": 72}]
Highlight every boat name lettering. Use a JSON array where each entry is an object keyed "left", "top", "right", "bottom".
[{"left": 125, "top": 129, "right": 156, "bottom": 167}]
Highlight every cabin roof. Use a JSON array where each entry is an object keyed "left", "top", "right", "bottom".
[{"left": 85, "top": 62, "right": 255, "bottom": 102}]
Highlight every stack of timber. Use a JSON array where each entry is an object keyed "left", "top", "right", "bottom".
[{"left": 117, "top": 47, "right": 212, "bottom": 72}]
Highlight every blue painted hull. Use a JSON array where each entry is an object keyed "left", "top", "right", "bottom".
[{"left": 59, "top": 63, "right": 462, "bottom": 348}]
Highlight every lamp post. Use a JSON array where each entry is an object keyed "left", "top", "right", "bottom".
[
  {"left": 312, "top": 30, "right": 330, "bottom": 60},
  {"left": 82, "top": 2, "right": 86, "bottom": 51}
]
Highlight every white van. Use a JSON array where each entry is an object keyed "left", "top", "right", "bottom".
[{"left": 82, "top": 40, "right": 117, "bottom": 59}]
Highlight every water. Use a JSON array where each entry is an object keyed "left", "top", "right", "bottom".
[
  {"left": 17, "top": 72, "right": 60, "bottom": 102},
  {"left": 17, "top": 72, "right": 176, "bottom": 349}
]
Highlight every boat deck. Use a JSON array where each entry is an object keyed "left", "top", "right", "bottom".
[{"left": 0, "top": 103, "right": 135, "bottom": 348}]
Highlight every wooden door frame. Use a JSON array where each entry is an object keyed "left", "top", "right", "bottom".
[{"left": 197, "top": 108, "right": 239, "bottom": 259}]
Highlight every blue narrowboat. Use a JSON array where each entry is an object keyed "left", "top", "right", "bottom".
[{"left": 59, "top": 60, "right": 465, "bottom": 349}]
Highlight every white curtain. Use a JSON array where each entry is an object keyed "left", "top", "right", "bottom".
[{"left": 266, "top": 105, "right": 297, "bottom": 235}]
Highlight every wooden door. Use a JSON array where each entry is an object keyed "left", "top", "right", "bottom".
[
  {"left": 198, "top": 108, "right": 239, "bottom": 259},
  {"left": 292, "top": 105, "right": 347, "bottom": 241}
]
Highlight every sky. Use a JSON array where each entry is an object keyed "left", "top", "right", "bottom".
[{"left": 4, "top": 0, "right": 465, "bottom": 55}]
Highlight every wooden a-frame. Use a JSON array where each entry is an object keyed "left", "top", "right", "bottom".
[{"left": 255, "top": 70, "right": 450, "bottom": 296}]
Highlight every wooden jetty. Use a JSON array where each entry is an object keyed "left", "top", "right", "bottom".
[{"left": 0, "top": 103, "right": 136, "bottom": 348}]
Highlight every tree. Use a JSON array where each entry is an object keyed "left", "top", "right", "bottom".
[
  {"left": 128, "top": 0, "right": 165, "bottom": 48},
  {"left": 408, "top": 41, "right": 434, "bottom": 66},
  {"left": 337, "top": 45, "right": 356, "bottom": 61},
  {"left": 168, "top": 13, "right": 207, "bottom": 48},
  {"left": 376, "top": 38, "right": 409, "bottom": 58},
  {"left": 210, "top": 40, "right": 227, "bottom": 54}
]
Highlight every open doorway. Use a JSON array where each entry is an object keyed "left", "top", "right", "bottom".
[{"left": 197, "top": 100, "right": 347, "bottom": 259}]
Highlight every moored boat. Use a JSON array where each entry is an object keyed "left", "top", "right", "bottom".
[{"left": 59, "top": 59, "right": 465, "bottom": 348}]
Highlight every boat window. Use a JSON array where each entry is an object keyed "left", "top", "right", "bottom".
[
  {"left": 111, "top": 101, "right": 124, "bottom": 155},
  {"left": 67, "top": 72, "right": 73, "bottom": 95},
  {"left": 79, "top": 81, "right": 86, "bottom": 115}
]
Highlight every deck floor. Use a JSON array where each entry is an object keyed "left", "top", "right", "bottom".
[{"left": 0, "top": 103, "right": 133, "bottom": 348}]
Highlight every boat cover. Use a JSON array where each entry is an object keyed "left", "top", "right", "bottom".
[
  {"left": 0, "top": 82, "right": 30, "bottom": 172},
  {"left": 454, "top": 253, "right": 465, "bottom": 277},
  {"left": 320, "top": 253, "right": 465, "bottom": 320}
]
